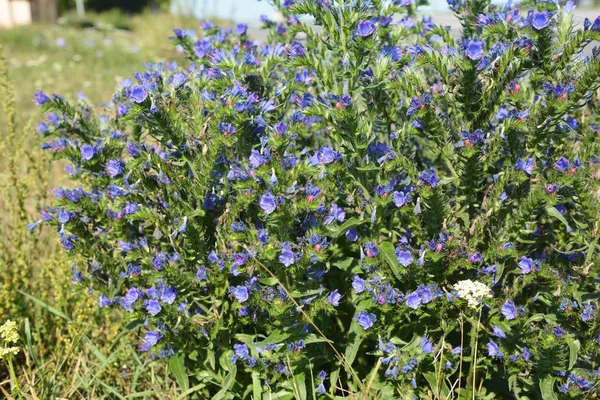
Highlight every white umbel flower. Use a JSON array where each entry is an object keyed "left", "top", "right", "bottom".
[{"left": 453, "top": 280, "right": 492, "bottom": 309}]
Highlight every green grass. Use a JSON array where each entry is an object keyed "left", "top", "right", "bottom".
[
  {"left": 0, "top": 10, "right": 211, "bottom": 125},
  {"left": 0, "top": 11, "right": 225, "bottom": 399}
]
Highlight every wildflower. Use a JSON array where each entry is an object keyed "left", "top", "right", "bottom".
[
  {"left": 492, "top": 326, "right": 506, "bottom": 339},
  {"left": 327, "top": 289, "right": 343, "bottom": 306},
  {"left": 453, "top": 280, "right": 491, "bottom": 308},
  {"left": 81, "top": 144, "right": 95, "bottom": 160},
  {"left": 487, "top": 340, "right": 503, "bottom": 357},
  {"left": 145, "top": 299, "right": 162, "bottom": 316},
  {"left": 356, "top": 20, "right": 376, "bottom": 37},
  {"left": 501, "top": 300, "right": 518, "bottom": 320},
  {"left": 346, "top": 228, "right": 359, "bottom": 242},
  {"left": 34, "top": 89, "right": 51, "bottom": 105},
  {"left": 0, "top": 320, "right": 19, "bottom": 344},
  {"left": 354, "top": 310, "right": 376, "bottom": 330},
  {"left": 531, "top": 11, "right": 550, "bottom": 30},
  {"left": 518, "top": 256, "right": 533, "bottom": 274},
  {"left": 140, "top": 330, "right": 163, "bottom": 352},
  {"left": 128, "top": 86, "right": 148, "bottom": 103},
  {"left": 396, "top": 249, "right": 413, "bottom": 267},
  {"left": 230, "top": 286, "right": 249, "bottom": 303},
  {"left": 352, "top": 275, "right": 366, "bottom": 293},
  {"left": 259, "top": 192, "right": 276, "bottom": 214},
  {"left": 464, "top": 39, "right": 484, "bottom": 60},
  {"left": 365, "top": 242, "right": 378, "bottom": 257},
  {"left": 105, "top": 159, "right": 124, "bottom": 177},
  {"left": 279, "top": 243, "right": 296, "bottom": 266}
]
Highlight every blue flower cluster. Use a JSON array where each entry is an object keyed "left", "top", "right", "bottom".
[{"left": 33, "top": 0, "right": 600, "bottom": 397}]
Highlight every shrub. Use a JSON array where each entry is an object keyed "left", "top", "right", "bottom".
[{"left": 35, "top": 0, "right": 600, "bottom": 398}]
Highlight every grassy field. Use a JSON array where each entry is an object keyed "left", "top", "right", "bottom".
[{"left": 0, "top": 11, "right": 216, "bottom": 399}]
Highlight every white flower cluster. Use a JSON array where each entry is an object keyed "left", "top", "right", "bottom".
[
  {"left": 0, "top": 319, "right": 20, "bottom": 360},
  {"left": 453, "top": 280, "right": 492, "bottom": 309}
]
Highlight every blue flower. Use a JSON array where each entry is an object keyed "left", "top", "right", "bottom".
[
  {"left": 324, "top": 203, "right": 345, "bottom": 224},
  {"left": 464, "top": 39, "right": 484, "bottom": 61},
  {"left": 327, "top": 289, "right": 343, "bottom": 306},
  {"left": 235, "top": 23, "right": 248, "bottom": 35},
  {"left": 518, "top": 256, "right": 533, "bottom": 274},
  {"left": 393, "top": 191, "right": 406, "bottom": 207},
  {"left": 420, "top": 337, "right": 433, "bottom": 353},
  {"left": 515, "top": 157, "right": 533, "bottom": 175},
  {"left": 554, "top": 157, "right": 570, "bottom": 172},
  {"left": 279, "top": 243, "right": 296, "bottom": 266},
  {"left": 34, "top": 89, "right": 51, "bottom": 105},
  {"left": 396, "top": 249, "right": 413, "bottom": 267},
  {"left": 81, "top": 144, "right": 95, "bottom": 160},
  {"left": 99, "top": 293, "right": 112, "bottom": 308},
  {"left": 354, "top": 310, "right": 376, "bottom": 330},
  {"left": 128, "top": 86, "right": 148, "bottom": 103},
  {"left": 230, "top": 286, "right": 249, "bottom": 303},
  {"left": 406, "top": 292, "right": 421, "bottom": 309},
  {"left": 259, "top": 192, "right": 276, "bottom": 214},
  {"left": 105, "top": 159, "right": 124, "bottom": 178},
  {"left": 346, "top": 228, "right": 359, "bottom": 242},
  {"left": 145, "top": 299, "right": 162, "bottom": 316},
  {"left": 492, "top": 326, "right": 506, "bottom": 339},
  {"left": 356, "top": 20, "right": 376, "bottom": 37},
  {"left": 486, "top": 340, "right": 503, "bottom": 357},
  {"left": 501, "top": 300, "right": 517, "bottom": 320},
  {"left": 365, "top": 242, "right": 378, "bottom": 257},
  {"left": 352, "top": 275, "right": 366, "bottom": 293},
  {"left": 140, "top": 330, "right": 163, "bottom": 352},
  {"left": 531, "top": 11, "right": 550, "bottom": 30}
]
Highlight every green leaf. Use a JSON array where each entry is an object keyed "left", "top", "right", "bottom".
[
  {"left": 327, "top": 217, "right": 364, "bottom": 238},
  {"left": 545, "top": 205, "right": 571, "bottom": 230},
  {"left": 566, "top": 338, "right": 580, "bottom": 370},
  {"left": 539, "top": 377, "right": 558, "bottom": 400},
  {"left": 169, "top": 353, "right": 189, "bottom": 392},
  {"left": 378, "top": 242, "right": 403, "bottom": 281},
  {"left": 213, "top": 364, "right": 237, "bottom": 400},
  {"left": 252, "top": 371, "right": 263, "bottom": 400},
  {"left": 292, "top": 371, "right": 307, "bottom": 400}
]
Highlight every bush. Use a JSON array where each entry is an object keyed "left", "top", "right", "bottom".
[{"left": 34, "top": 0, "right": 600, "bottom": 398}]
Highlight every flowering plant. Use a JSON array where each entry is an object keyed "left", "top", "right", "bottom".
[{"left": 34, "top": 0, "right": 600, "bottom": 397}]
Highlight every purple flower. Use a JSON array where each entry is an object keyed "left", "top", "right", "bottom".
[
  {"left": 492, "top": 326, "right": 506, "bottom": 339},
  {"left": 554, "top": 326, "right": 566, "bottom": 337},
  {"left": 346, "top": 228, "right": 359, "bottom": 242},
  {"left": 259, "top": 192, "right": 276, "bottom": 214},
  {"left": 230, "top": 286, "right": 249, "bottom": 303},
  {"left": 420, "top": 337, "right": 433, "bottom": 353},
  {"left": 515, "top": 157, "right": 534, "bottom": 175},
  {"left": 356, "top": 20, "right": 376, "bottom": 37},
  {"left": 170, "top": 72, "right": 187, "bottom": 89},
  {"left": 249, "top": 150, "right": 267, "bottom": 168},
  {"left": 365, "top": 242, "right": 378, "bottom": 257},
  {"left": 99, "top": 293, "right": 112, "bottom": 308},
  {"left": 81, "top": 144, "right": 95, "bottom": 160},
  {"left": 554, "top": 157, "right": 570, "bottom": 172},
  {"left": 406, "top": 292, "right": 421, "bottom": 309},
  {"left": 469, "top": 252, "right": 483, "bottom": 263},
  {"left": 393, "top": 191, "right": 406, "bottom": 207},
  {"left": 396, "top": 249, "right": 413, "bottom": 267},
  {"left": 279, "top": 243, "right": 296, "bottom": 267},
  {"left": 34, "top": 90, "right": 51, "bottom": 105},
  {"left": 354, "top": 310, "right": 376, "bottom": 330},
  {"left": 235, "top": 23, "right": 248, "bottom": 35},
  {"left": 522, "top": 347, "right": 531, "bottom": 361},
  {"left": 486, "top": 340, "right": 503, "bottom": 357},
  {"left": 325, "top": 203, "right": 345, "bottom": 225},
  {"left": 518, "top": 256, "right": 533, "bottom": 274},
  {"left": 140, "top": 330, "right": 163, "bottom": 352},
  {"left": 105, "top": 159, "right": 124, "bottom": 178},
  {"left": 327, "top": 289, "right": 343, "bottom": 306},
  {"left": 464, "top": 39, "right": 484, "bottom": 61},
  {"left": 288, "top": 41, "right": 305, "bottom": 57},
  {"left": 145, "top": 299, "right": 162, "bottom": 316},
  {"left": 352, "top": 275, "right": 366, "bottom": 293},
  {"left": 501, "top": 300, "right": 518, "bottom": 320},
  {"left": 531, "top": 11, "right": 550, "bottom": 30},
  {"left": 128, "top": 86, "right": 148, "bottom": 103}
]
